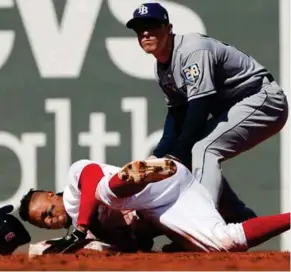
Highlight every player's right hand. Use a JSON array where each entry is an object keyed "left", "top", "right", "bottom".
[{"left": 43, "top": 228, "right": 87, "bottom": 254}]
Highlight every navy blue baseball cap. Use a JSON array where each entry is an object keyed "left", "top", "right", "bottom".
[{"left": 126, "top": 3, "right": 169, "bottom": 29}]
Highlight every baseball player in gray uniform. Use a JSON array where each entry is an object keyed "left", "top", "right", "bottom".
[{"left": 126, "top": 3, "right": 288, "bottom": 211}]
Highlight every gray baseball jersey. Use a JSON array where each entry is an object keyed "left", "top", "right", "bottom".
[{"left": 155, "top": 33, "right": 269, "bottom": 113}]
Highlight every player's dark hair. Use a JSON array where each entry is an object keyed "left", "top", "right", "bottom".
[{"left": 18, "top": 189, "right": 45, "bottom": 222}]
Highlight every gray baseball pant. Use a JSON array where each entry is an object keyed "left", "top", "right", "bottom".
[{"left": 192, "top": 79, "right": 289, "bottom": 207}]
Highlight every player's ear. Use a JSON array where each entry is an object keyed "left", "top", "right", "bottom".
[
  {"left": 47, "top": 191, "right": 55, "bottom": 198},
  {"left": 168, "top": 23, "right": 173, "bottom": 34}
]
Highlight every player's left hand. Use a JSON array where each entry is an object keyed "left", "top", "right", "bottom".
[
  {"left": 43, "top": 228, "right": 87, "bottom": 254},
  {"left": 164, "top": 154, "right": 181, "bottom": 163}
]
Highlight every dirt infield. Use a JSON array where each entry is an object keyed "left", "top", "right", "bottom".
[{"left": 0, "top": 251, "right": 289, "bottom": 271}]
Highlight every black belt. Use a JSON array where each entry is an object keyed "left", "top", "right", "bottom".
[{"left": 266, "top": 73, "right": 274, "bottom": 83}]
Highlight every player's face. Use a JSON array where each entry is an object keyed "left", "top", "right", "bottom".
[
  {"left": 134, "top": 21, "right": 171, "bottom": 55},
  {"left": 28, "top": 192, "right": 69, "bottom": 229}
]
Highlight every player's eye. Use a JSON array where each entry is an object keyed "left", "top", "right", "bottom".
[
  {"left": 47, "top": 205, "right": 56, "bottom": 217},
  {"left": 134, "top": 22, "right": 162, "bottom": 33}
]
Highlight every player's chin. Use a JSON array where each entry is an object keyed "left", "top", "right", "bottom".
[{"left": 142, "top": 45, "right": 157, "bottom": 54}]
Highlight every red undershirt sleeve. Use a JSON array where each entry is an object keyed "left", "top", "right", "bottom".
[{"left": 77, "top": 163, "right": 104, "bottom": 227}]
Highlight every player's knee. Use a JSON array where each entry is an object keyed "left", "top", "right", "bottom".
[
  {"left": 192, "top": 141, "right": 207, "bottom": 159},
  {"left": 211, "top": 223, "right": 248, "bottom": 252},
  {"left": 192, "top": 142, "right": 221, "bottom": 174},
  {"left": 192, "top": 141, "right": 220, "bottom": 161}
]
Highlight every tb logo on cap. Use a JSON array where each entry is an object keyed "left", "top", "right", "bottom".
[{"left": 138, "top": 5, "right": 148, "bottom": 15}]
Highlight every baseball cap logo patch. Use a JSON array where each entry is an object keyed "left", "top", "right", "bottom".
[
  {"left": 138, "top": 5, "right": 148, "bottom": 15},
  {"left": 5, "top": 232, "right": 16, "bottom": 242},
  {"left": 126, "top": 3, "right": 170, "bottom": 29}
]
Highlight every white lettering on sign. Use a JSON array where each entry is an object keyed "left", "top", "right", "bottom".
[
  {"left": 0, "top": 132, "right": 46, "bottom": 208},
  {"left": 0, "top": 0, "right": 206, "bottom": 79},
  {"left": 16, "top": 0, "right": 102, "bottom": 77}
]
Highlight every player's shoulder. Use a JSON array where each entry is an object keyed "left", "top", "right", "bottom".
[
  {"left": 175, "top": 33, "right": 216, "bottom": 58},
  {"left": 68, "top": 159, "right": 95, "bottom": 176},
  {"left": 66, "top": 160, "right": 93, "bottom": 189},
  {"left": 68, "top": 159, "right": 121, "bottom": 179}
]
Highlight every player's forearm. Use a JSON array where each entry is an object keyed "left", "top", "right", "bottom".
[
  {"left": 77, "top": 164, "right": 104, "bottom": 229},
  {"left": 153, "top": 105, "right": 186, "bottom": 157},
  {"left": 153, "top": 110, "right": 177, "bottom": 157},
  {"left": 171, "top": 96, "right": 213, "bottom": 161}
]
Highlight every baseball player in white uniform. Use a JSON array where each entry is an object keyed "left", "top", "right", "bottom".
[
  {"left": 33, "top": 158, "right": 290, "bottom": 253},
  {"left": 20, "top": 158, "right": 270, "bottom": 254}
]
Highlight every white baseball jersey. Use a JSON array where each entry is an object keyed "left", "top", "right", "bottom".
[
  {"left": 97, "top": 160, "right": 248, "bottom": 252},
  {"left": 63, "top": 159, "right": 137, "bottom": 228}
]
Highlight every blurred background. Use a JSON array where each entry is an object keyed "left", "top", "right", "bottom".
[{"left": 0, "top": 0, "right": 289, "bottom": 252}]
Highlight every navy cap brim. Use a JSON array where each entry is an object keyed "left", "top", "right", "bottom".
[{"left": 126, "top": 17, "right": 168, "bottom": 29}]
